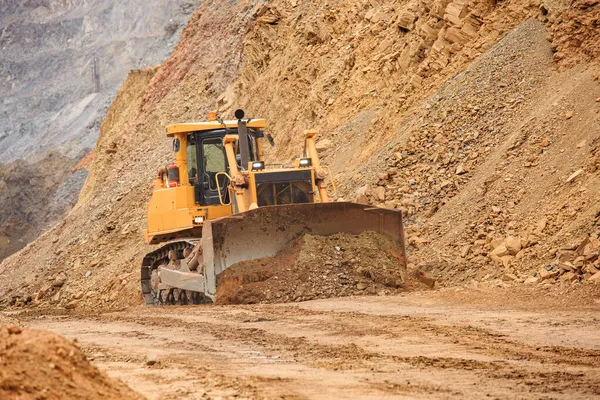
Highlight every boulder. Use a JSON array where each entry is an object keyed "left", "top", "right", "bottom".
[
  {"left": 588, "top": 271, "right": 600, "bottom": 282},
  {"left": 538, "top": 267, "right": 559, "bottom": 281},
  {"left": 375, "top": 186, "right": 386, "bottom": 201},
  {"left": 504, "top": 236, "right": 522, "bottom": 255},
  {"left": 315, "top": 139, "right": 332, "bottom": 151}
]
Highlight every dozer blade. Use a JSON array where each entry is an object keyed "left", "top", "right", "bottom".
[{"left": 199, "top": 202, "right": 406, "bottom": 302}]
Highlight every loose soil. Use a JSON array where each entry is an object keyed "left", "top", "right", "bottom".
[
  {"left": 0, "top": 324, "right": 142, "bottom": 400},
  {"left": 216, "top": 231, "right": 408, "bottom": 305},
  {"left": 11, "top": 287, "right": 600, "bottom": 399}
]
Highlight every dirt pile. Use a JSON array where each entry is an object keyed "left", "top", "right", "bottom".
[
  {"left": 216, "top": 231, "right": 408, "bottom": 304},
  {"left": 0, "top": 324, "right": 142, "bottom": 400}
]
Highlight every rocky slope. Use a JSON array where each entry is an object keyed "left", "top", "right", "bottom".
[{"left": 0, "top": 0, "right": 599, "bottom": 310}]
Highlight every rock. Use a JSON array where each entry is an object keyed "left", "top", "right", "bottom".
[
  {"left": 315, "top": 139, "right": 332, "bottom": 151},
  {"left": 460, "top": 245, "right": 471, "bottom": 258},
  {"left": 588, "top": 271, "right": 600, "bottom": 282},
  {"left": 524, "top": 277, "right": 539, "bottom": 284},
  {"left": 504, "top": 236, "right": 522, "bottom": 255},
  {"left": 560, "top": 272, "right": 578, "bottom": 282},
  {"left": 146, "top": 355, "right": 158, "bottom": 366},
  {"left": 356, "top": 282, "right": 368, "bottom": 290},
  {"left": 455, "top": 164, "right": 466, "bottom": 175},
  {"left": 356, "top": 194, "right": 369, "bottom": 205},
  {"left": 35, "top": 287, "right": 47, "bottom": 301},
  {"left": 52, "top": 272, "right": 68, "bottom": 288},
  {"left": 565, "top": 111, "right": 574, "bottom": 119},
  {"left": 566, "top": 169, "right": 583, "bottom": 183},
  {"left": 577, "top": 140, "right": 586, "bottom": 148},
  {"left": 444, "top": 27, "right": 470, "bottom": 45},
  {"left": 7, "top": 325, "right": 22, "bottom": 335},
  {"left": 538, "top": 267, "right": 559, "bottom": 281},
  {"left": 500, "top": 255, "right": 514, "bottom": 268},
  {"left": 492, "top": 206, "right": 502, "bottom": 214},
  {"left": 502, "top": 273, "right": 519, "bottom": 282},
  {"left": 416, "top": 270, "right": 436, "bottom": 288},
  {"left": 387, "top": 167, "right": 398, "bottom": 176},
  {"left": 533, "top": 218, "right": 547, "bottom": 235},
  {"left": 490, "top": 244, "right": 510, "bottom": 261},
  {"left": 397, "top": 11, "right": 417, "bottom": 31},
  {"left": 375, "top": 186, "right": 386, "bottom": 201},
  {"left": 85, "top": 270, "right": 92, "bottom": 279},
  {"left": 64, "top": 300, "right": 78, "bottom": 310}
]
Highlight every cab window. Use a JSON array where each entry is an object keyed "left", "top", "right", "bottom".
[
  {"left": 187, "top": 135, "right": 198, "bottom": 185},
  {"left": 202, "top": 139, "right": 226, "bottom": 190}
]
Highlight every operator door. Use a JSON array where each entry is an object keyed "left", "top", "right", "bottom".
[{"left": 197, "top": 136, "right": 229, "bottom": 206}]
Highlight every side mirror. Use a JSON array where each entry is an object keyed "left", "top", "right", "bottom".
[{"left": 267, "top": 133, "right": 275, "bottom": 147}]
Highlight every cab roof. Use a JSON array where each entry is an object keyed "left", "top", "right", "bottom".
[{"left": 166, "top": 119, "right": 267, "bottom": 137}]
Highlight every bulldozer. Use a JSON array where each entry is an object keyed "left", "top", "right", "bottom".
[{"left": 141, "top": 109, "right": 406, "bottom": 305}]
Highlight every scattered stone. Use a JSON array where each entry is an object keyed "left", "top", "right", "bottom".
[
  {"left": 356, "top": 282, "right": 368, "bottom": 290},
  {"left": 538, "top": 266, "right": 559, "bottom": 281},
  {"left": 455, "top": 164, "right": 466, "bottom": 175},
  {"left": 315, "top": 139, "right": 332, "bottom": 151},
  {"left": 146, "top": 355, "right": 158, "bottom": 366},
  {"left": 52, "top": 272, "right": 68, "bottom": 288},
  {"left": 375, "top": 186, "right": 386, "bottom": 201},
  {"left": 589, "top": 271, "right": 600, "bottom": 282},
  {"left": 85, "top": 270, "right": 92, "bottom": 279},
  {"left": 416, "top": 270, "right": 437, "bottom": 288},
  {"left": 524, "top": 277, "right": 539, "bottom": 284},
  {"left": 504, "top": 236, "right": 522, "bottom": 255},
  {"left": 560, "top": 272, "right": 578, "bottom": 282},
  {"left": 565, "top": 111, "right": 574, "bottom": 119},
  {"left": 533, "top": 218, "right": 547, "bottom": 235},
  {"left": 502, "top": 273, "right": 519, "bottom": 282},
  {"left": 566, "top": 169, "right": 583, "bottom": 183}
]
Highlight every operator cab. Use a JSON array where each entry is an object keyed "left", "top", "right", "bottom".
[{"left": 186, "top": 127, "right": 262, "bottom": 206}]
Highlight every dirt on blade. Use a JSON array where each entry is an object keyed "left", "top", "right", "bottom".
[{"left": 216, "top": 231, "right": 411, "bottom": 305}]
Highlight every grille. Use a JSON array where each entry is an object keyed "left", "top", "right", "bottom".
[{"left": 256, "top": 180, "right": 313, "bottom": 206}]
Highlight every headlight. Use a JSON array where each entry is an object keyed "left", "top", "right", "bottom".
[
  {"left": 194, "top": 216, "right": 204, "bottom": 224},
  {"left": 299, "top": 158, "right": 312, "bottom": 167},
  {"left": 252, "top": 161, "right": 265, "bottom": 170}
]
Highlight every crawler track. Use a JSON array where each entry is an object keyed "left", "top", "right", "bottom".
[{"left": 140, "top": 239, "right": 211, "bottom": 305}]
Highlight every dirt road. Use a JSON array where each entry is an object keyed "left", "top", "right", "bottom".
[{"left": 15, "top": 287, "right": 600, "bottom": 399}]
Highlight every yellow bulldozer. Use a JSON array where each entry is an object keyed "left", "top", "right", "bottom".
[{"left": 141, "top": 110, "right": 406, "bottom": 305}]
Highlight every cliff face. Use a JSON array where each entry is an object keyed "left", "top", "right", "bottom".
[
  {"left": 0, "top": 0, "right": 599, "bottom": 309},
  {"left": 0, "top": 0, "right": 199, "bottom": 162}
]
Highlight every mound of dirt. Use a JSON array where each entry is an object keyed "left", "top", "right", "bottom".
[
  {"left": 216, "top": 231, "right": 408, "bottom": 305},
  {"left": 0, "top": 324, "right": 142, "bottom": 400}
]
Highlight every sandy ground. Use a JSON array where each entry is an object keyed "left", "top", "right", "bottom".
[{"left": 9, "top": 287, "right": 600, "bottom": 399}]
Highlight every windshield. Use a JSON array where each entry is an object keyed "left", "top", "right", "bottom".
[{"left": 202, "top": 139, "right": 226, "bottom": 190}]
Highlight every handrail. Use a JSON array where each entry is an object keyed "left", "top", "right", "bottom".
[
  {"left": 323, "top": 166, "right": 337, "bottom": 199},
  {"left": 215, "top": 171, "right": 232, "bottom": 206}
]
